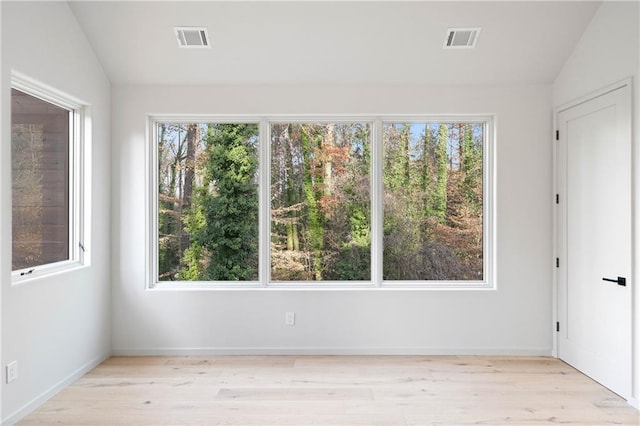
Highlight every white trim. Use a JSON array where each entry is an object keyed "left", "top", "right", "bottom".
[
  {"left": 67, "top": 104, "right": 87, "bottom": 269},
  {"left": 553, "top": 78, "right": 634, "bottom": 360},
  {"left": 552, "top": 113, "right": 559, "bottom": 359},
  {"left": 628, "top": 397, "right": 639, "bottom": 410},
  {"left": 148, "top": 116, "right": 496, "bottom": 290},
  {"left": 111, "top": 346, "right": 551, "bottom": 357},
  {"left": 555, "top": 78, "right": 633, "bottom": 114},
  {"left": 10, "top": 261, "right": 88, "bottom": 287},
  {"left": 553, "top": 77, "right": 634, "bottom": 399},
  {"left": 1, "top": 353, "right": 109, "bottom": 426},
  {"left": 10, "top": 73, "right": 87, "bottom": 284},
  {"left": 152, "top": 282, "right": 262, "bottom": 290},
  {"left": 11, "top": 71, "right": 86, "bottom": 109},
  {"left": 380, "top": 281, "right": 493, "bottom": 290},
  {"left": 142, "top": 285, "right": 496, "bottom": 292}
]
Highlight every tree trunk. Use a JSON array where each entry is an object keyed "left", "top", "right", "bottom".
[
  {"left": 324, "top": 124, "right": 335, "bottom": 199},
  {"left": 301, "top": 125, "right": 323, "bottom": 280},
  {"left": 181, "top": 124, "right": 199, "bottom": 253},
  {"left": 434, "top": 124, "right": 449, "bottom": 223},
  {"left": 284, "top": 125, "right": 300, "bottom": 252},
  {"left": 421, "top": 128, "right": 432, "bottom": 237},
  {"left": 402, "top": 124, "right": 411, "bottom": 186}
]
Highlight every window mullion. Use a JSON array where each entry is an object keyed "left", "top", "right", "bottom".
[
  {"left": 260, "top": 119, "right": 270, "bottom": 287},
  {"left": 372, "top": 119, "right": 384, "bottom": 287},
  {"left": 149, "top": 119, "right": 159, "bottom": 288}
]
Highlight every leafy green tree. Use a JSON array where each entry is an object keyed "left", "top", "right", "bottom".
[
  {"left": 301, "top": 126, "right": 325, "bottom": 280},
  {"left": 205, "top": 124, "right": 259, "bottom": 280},
  {"left": 432, "top": 124, "right": 449, "bottom": 222},
  {"left": 420, "top": 126, "right": 434, "bottom": 233},
  {"left": 461, "top": 124, "right": 482, "bottom": 213},
  {"left": 383, "top": 124, "right": 408, "bottom": 192},
  {"left": 182, "top": 124, "right": 259, "bottom": 281},
  {"left": 382, "top": 122, "right": 483, "bottom": 280}
]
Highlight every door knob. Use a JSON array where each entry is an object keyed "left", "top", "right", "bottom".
[{"left": 602, "top": 276, "right": 626, "bottom": 286}]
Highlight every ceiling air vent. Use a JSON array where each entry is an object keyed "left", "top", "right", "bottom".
[
  {"left": 174, "top": 27, "right": 210, "bottom": 48},
  {"left": 444, "top": 27, "right": 481, "bottom": 49}
]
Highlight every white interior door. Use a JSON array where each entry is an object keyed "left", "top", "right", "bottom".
[{"left": 556, "top": 81, "right": 632, "bottom": 399}]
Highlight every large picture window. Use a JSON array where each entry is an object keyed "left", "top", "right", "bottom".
[
  {"left": 151, "top": 117, "right": 493, "bottom": 289},
  {"left": 11, "top": 78, "right": 85, "bottom": 281}
]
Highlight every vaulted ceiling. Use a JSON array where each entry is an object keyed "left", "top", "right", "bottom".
[{"left": 68, "top": 1, "right": 601, "bottom": 86}]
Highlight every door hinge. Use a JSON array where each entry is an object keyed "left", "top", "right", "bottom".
[
  {"left": 556, "top": 194, "right": 559, "bottom": 204},
  {"left": 555, "top": 130, "right": 559, "bottom": 140},
  {"left": 556, "top": 322, "right": 560, "bottom": 332},
  {"left": 556, "top": 258, "right": 559, "bottom": 268}
]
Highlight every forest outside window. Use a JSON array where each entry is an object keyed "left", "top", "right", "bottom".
[
  {"left": 156, "top": 123, "right": 260, "bottom": 282},
  {"left": 271, "top": 123, "right": 371, "bottom": 282},
  {"left": 11, "top": 80, "right": 85, "bottom": 281},
  {"left": 151, "top": 117, "right": 493, "bottom": 288},
  {"left": 383, "top": 122, "right": 485, "bottom": 282}
]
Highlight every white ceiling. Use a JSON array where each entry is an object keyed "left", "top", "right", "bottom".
[{"left": 68, "top": 1, "right": 601, "bottom": 86}]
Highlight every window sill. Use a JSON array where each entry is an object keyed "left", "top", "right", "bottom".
[
  {"left": 148, "top": 281, "right": 496, "bottom": 291},
  {"left": 11, "top": 260, "right": 87, "bottom": 286}
]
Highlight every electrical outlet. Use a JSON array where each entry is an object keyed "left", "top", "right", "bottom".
[
  {"left": 285, "top": 311, "right": 295, "bottom": 326},
  {"left": 6, "top": 361, "right": 17, "bottom": 384}
]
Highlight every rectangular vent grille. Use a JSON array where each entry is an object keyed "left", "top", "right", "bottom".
[
  {"left": 174, "top": 27, "right": 210, "bottom": 48},
  {"left": 444, "top": 27, "right": 481, "bottom": 49}
]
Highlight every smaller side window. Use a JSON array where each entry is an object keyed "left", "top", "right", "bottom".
[{"left": 11, "top": 80, "right": 85, "bottom": 281}]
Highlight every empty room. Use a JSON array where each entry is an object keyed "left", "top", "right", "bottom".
[{"left": 1, "top": 0, "right": 639, "bottom": 424}]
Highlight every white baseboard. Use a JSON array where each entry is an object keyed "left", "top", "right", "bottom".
[
  {"left": 111, "top": 346, "right": 552, "bottom": 357},
  {"left": 2, "top": 352, "right": 110, "bottom": 426},
  {"left": 628, "top": 396, "right": 639, "bottom": 410}
]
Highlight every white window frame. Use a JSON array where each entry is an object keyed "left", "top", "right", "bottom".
[
  {"left": 266, "top": 118, "right": 375, "bottom": 289},
  {"left": 378, "top": 117, "right": 495, "bottom": 290},
  {"left": 148, "top": 115, "right": 495, "bottom": 290},
  {"left": 11, "top": 73, "right": 87, "bottom": 284},
  {"left": 148, "top": 117, "right": 264, "bottom": 289}
]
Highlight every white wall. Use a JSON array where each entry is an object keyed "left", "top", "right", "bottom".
[
  {"left": 112, "top": 84, "right": 553, "bottom": 356},
  {"left": 552, "top": 1, "right": 640, "bottom": 408},
  {"left": 1, "top": 2, "right": 111, "bottom": 423}
]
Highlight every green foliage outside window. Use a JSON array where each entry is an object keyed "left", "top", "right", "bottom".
[
  {"left": 383, "top": 122, "right": 483, "bottom": 280},
  {"left": 270, "top": 123, "right": 371, "bottom": 281},
  {"left": 156, "top": 120, "right": 484, "bottom": 284},
  {"left": 158, "top": 123, "right": 259, "bottom": 281}
]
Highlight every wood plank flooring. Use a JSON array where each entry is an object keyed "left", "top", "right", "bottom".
[{"left": 19, "top": 356, "right": 639, "bottom": 425}]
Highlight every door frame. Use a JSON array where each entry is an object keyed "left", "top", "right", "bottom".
[{"left": 552, "top": 77, "right": 634, "bottom": 392}]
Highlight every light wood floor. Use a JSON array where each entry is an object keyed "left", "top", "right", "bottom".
[{"left": 19, "top": 356, "right": 639, "bottom": 425}]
